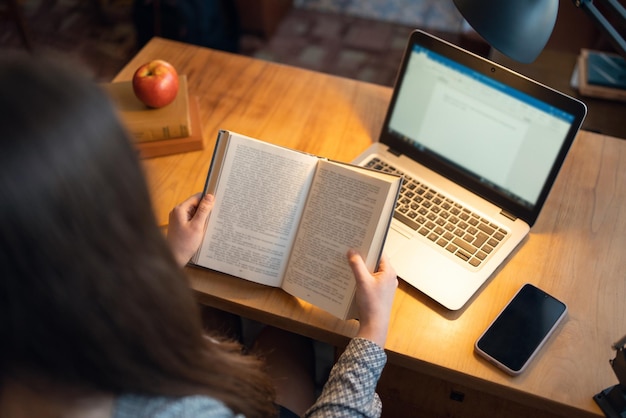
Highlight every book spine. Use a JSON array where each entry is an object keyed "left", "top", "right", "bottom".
[
  {"left": 578, "top": 53, "right": 626, "bottom": 103},
  {"left": 128, "top": 122, "right": 190, "bottom": 142}
]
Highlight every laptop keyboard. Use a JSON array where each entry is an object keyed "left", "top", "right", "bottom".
[{"left": 365, "top": 157, "right": 507, "bottom": 268}]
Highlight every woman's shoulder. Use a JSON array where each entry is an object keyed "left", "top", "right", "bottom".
[{"left": 113, "top": 394, "right": 243, "bottom": 418}]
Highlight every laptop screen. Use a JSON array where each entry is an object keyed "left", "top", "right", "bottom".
[{"left": 381, "top": 31, "right": 586, "bottom": 224}]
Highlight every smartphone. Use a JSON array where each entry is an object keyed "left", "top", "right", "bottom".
[{"left": 475, "top": 283, "right": 567, "bottom": 376}]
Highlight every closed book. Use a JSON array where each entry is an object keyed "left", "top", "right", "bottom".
[
  {"left": 586, "top": 50, "right": 626, "bottom": 90},
  {"left": 136, "top": 96, "right": 204, "bottom": 159},
  {"left": 577, "top": 49, "right": 626, "bottom": 102},
  {"left": 102, "top": 75, "right": 191, "bottom": 142}
]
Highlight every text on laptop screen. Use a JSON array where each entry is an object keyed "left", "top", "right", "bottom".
[{"left": 388, "top": 45, "right": 576, "bottom": 209}]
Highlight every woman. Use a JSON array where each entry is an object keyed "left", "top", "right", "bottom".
[{"left": 0, "top": 56, "right": 397, "bottom": 417}]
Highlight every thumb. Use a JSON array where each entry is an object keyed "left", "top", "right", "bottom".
[
  {"left": 192, "top": 194, "right": 215, "bottom": 224},
  {"left": 347, "top": 249, "right": 370, "bottom": 284}
]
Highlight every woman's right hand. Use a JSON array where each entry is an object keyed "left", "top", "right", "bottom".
[
  {"left": 347, "top": 250, "right": 398, "bottom": 347},
  {"left": 167, "top": 193, "right": 215, "bottom": 268}
]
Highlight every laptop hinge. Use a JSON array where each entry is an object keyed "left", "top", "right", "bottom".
[
  {"left": 388, "top": 147, "right": 402, "bottom": 157},
  {"left": 500, "top": 209, "right": 517, "bottom": 221}
]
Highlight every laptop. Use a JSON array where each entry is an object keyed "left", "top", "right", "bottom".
[{"left": 352, "top": 30, "right": 587, "bottom": 310}]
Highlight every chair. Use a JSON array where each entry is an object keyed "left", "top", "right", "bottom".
[{"left": 1, "top": 0, "right": 33, "bottom": 50}]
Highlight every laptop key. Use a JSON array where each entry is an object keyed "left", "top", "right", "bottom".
[
  {"left": 455, "top": 250, "right": 471, "bottom": 262},
  {"left": 453, "top": 237, "right": 478, "bottom": 255},
  {"left": 446, "top": 243, "right": 458, "bottom": 253},
  {"left": 394, "top": 211, "right": 421, "bottom": 230},
  {"left": 477, "top": 222, "right": 495, "bottom": 235},
  {"left": 473, "top": 232, "right": 489, "bottom": 248}
]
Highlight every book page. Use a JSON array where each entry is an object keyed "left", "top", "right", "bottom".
[
  {"left": 195, "top": 133, "right": 318, "bottom": 287},
  {"left": 282, "top": 160, "right": 399, "bottom": 318}
]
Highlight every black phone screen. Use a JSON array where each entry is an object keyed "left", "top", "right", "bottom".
[{"left": 476, "top": 283, "right": 567, "bottom": 373}]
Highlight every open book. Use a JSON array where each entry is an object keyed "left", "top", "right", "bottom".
[{"left": 191, "top": 130, "right": 402, "bottom": 319}]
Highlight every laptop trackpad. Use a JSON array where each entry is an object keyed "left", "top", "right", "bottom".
[{"left": 383, "top": 222, "right": 414, "bottom": 257}]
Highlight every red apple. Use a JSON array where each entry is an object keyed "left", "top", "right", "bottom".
[{"left": 132, "top": 60, "right": 179, "bottom": 108}]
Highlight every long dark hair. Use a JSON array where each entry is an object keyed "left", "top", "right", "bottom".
[{"left": 0, "top": 57, "right": 275, "bottom": 417}]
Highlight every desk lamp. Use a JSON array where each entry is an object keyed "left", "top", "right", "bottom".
[
  {"left": 593, "top": 335, "right": 626, "bottom": 417},
  {"left": 453, "top": 0, "right": 626, "bottom": 63}
]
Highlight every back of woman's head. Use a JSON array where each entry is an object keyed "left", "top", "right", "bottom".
[
  {"left": 0, "top": 57, "right": 275, "bottom": 417},
  {"left": 0, "top": 55, "right": 191, "bottom": 384}
]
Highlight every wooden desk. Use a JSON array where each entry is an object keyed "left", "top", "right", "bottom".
[{"left": 113, "top": 37, "right": 626, "bottom": 418}]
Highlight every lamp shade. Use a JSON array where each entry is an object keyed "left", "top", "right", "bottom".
[{"left": 453, "top": 0, "right": 558, "bottom": 63}]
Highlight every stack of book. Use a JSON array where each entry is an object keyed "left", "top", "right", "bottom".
[
  {"left": 102, "top": 75, "right": 204, "bottom": 158},
  {"left": 576, "top": 49, "right": 626, "bottom": 102}
]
